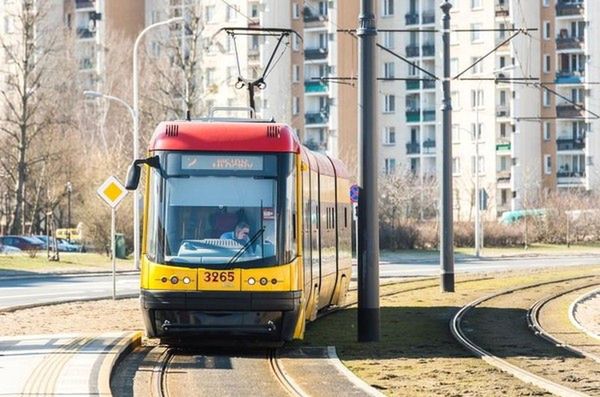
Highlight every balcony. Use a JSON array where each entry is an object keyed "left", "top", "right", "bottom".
[
  {"left": 406, "top": 110, "right": 420, "bottom": 123},
  {"left": 406, "top": 80, "right": 420, "bottom": 90},
  {"left": 406, "top": 142, "right": 420, "bottom": 154},
  {"left": 304, "top": 80, "right": 328, "bottom": 93},
  {"left": 76, "top": 27, "right": 94, "bottom": 39},
  {"left": 422, "top": 12, "right": 435, "bottom": 24},
  {"left": 406, "top": 45, "right": 419, "bottom": 58},
  {"left": 495, "top": 4, "right": 509, "bottom": 17},
  {"left": 76, "top": 0, "right": 93, "bottom": 9},
  {"left": 423, "top": 110, "right": 435, "bottom": 121},
  {"left": 556, "top": 36, "right": 584, "bottom": 51},
  {"left": 556, "top": 71, "right": 584, "bottom": 84},
  {"left": 405, "top": 13, "right": 419, "bottom": 25},
  {"left": 305, "top": 48, "right": 328, "bottom": 60},
  {"left": 557, "top": 171, "right": 586, "bottom": 178},
  {"left": 496, "top": 108, "right": 510, "bottom": 117},
  {"left": 79, "top": 58, "right": 94, "bottom": 70},
  {"left": 497, "top": 170, "right": 511, "bottom": 182},
  {"left": 557, "top": 138, "right": 585, "bottom": 150},
  {"left": 496, "top": 143, "right": 511, "bottom": 151},
  {"left": 422, "top": 44, "right": 435, "bottom": 57},
  {"left": 556, "top": 1, "right": 584, "bottom": 17},
  {"left": 423, "top": 79, "right": 436, "bottom": 89},
  {"left": 556, "top": 104, "right": 584, "bottom": 119},
  {"left": 423, "top": 139, "right": 436, "bottom": 154},
  {"left": 305, "top": 112, "right": 328, "bottom": 125},
  {"left": 303, "top": 7, "right": 327, "bottom": 23}
]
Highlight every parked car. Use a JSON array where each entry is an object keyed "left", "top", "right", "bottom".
[
  {"left": 0, "top": 236, "right": 45, "bottom": 251},
  {"left": 34, "top": 236, "right": 81, "bottom": 252},
  {"left": 0, "top": 244, "right": 21, "bottom": 254},
  {"left": 57, "top": 238, "right": 84, "bottom": 252}
]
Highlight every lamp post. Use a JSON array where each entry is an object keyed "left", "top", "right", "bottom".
[
  {"left": 84, "top": 90, "right": 136, "bottom": 259},
  {"left": 66, "top": 181, "right": 72, "bottom": 241},
  {"left": 132, "top": 16, "right": 183, "bottom": 271}
]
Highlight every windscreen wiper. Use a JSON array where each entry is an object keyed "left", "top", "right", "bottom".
[{"left": 227, "top": 226, "right": 266, "bottom": 265}]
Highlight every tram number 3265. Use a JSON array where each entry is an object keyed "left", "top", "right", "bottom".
[{"left": 203, "top": 271, "right": 235, "bottom": 282}]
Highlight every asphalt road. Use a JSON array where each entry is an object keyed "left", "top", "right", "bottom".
[
  {"left": 1, "top": 255, "right": 599, "bottom": 309},
  {"left": 0, "top": 273, "right": 140, "bottom": 310}
]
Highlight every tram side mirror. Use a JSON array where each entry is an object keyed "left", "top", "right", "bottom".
[
  {"left": 125, "top": 161, "right": 142, "bottom": 190},
  {"left": 125, "top": 156, "right": 160, "bottom": 191}
]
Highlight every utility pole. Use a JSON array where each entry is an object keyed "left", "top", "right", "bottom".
[
  {"left": 475, "top": 105, "right": 480, "bottom": 258},
  {"left": 440, "top": 1, "right": 455, "bottom": 292},
  {"left": 357, "top": 0, "right": 380, "bottom": 342}
]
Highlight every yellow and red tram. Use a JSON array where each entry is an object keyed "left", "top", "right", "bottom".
[{"left": 126, "top": 119, "right": 351, "bottom": 341}]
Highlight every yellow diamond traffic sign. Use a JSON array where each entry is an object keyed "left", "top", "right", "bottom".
[{"left": 97, "top": 176, "right": 128, "bottom": 209}]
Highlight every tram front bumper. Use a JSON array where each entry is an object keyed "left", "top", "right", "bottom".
[{"left": 140, "top": 290, "right": 302, "bottom": 341}]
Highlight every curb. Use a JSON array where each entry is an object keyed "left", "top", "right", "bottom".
[
  {"left": 0, "top": 293, "right": 139, "bottom": 313},
  {"left": 0, "top": 270, "right": 139, "bottom": 281},
  {"left": 568, "top": 287, "right": 600, "bottom": 342},
  {"left": 98, "top": 331, "right": 143, "bottom": 396},
  {"left": 326, "top": 346, "right": 386, "bottom": 397}
]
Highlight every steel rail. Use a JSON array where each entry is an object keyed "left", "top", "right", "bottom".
[
  {"left": 151, "top": 348, "right": 174, "bottom": 397},
  {"left": 268, "top": 349, "right": 308, "bottom": 397},
  {"left": 450, "top": 275, "right": 598, "bottom": 397},
  {"left": 528, "top": 283, "right": 600, "bottom": 364},
  {"left": 569, "top": 287, "right": 600, "bottom": 342}
]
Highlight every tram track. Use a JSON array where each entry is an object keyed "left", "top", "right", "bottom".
[
  {"left": 528, "top": 283, "right": 600, "bottom": 364},
  {"left": 451, "top": 274, "right": 600, "bottom": 397}
]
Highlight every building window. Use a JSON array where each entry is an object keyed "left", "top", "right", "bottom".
[
  {"left": 293, "top": 97, "right": 299, "bottom": 115},
  {"left": 451, "top": 58, "right": 458, "bottom": 76},
  {"left": 543, "top": 90, "right": 551, "bottom": 107},
  {"left": 544, "top": 122, "right": 551, "bottom": 141},
  {"left": 205, "top": 5, "right": 215, "bottom": 23},
  {"left": 384, "top": 94, "right": 396, "bottom": 113},
  {"left": 384, "top": 62, "right": 395, "bottom": 79},
  {"left": 471, "top": 0, "right": 481, "bottom": 9},
  {"left": 453, "top": 157, "right": 461, "bottom": 175},
  {"left": 544, "top": 54, "right": 551, "bottom": 73},
  {"left": 383, "top": 31, "right": 394, "bottom": 49},
  {"left": 543, "top": 21, "right": 551, "bottom": 40},
  {"left": 544, "top": 155, "right": 552, "bottom": 175},
  {"left": 226, "top": 4, "right": 239, "bottom": 21},
  {"left": 451, "top": 25, "right": 459, "bottom": 45},
  {"left": 543, "top": 0, "right": 550, "bottom": 7},
  {"left": 292, "top": 3, "right": 300, "bottom": 19},
  {"left": 471, "top": 57, "right": 483, "bottom": 74},
  {"left": 471, "top": 123, "right": 483, "bottom": 140},
  {"left": 471, "top": 156, "right": 485, "bottom": 174},
  {"left": 384, "top": 158, "right": 396, "bottom": 175},
  {"left": 251, "top": 3, "right": 260, "bottom": 18},
  {"left": 471, "top": 89, "right": 484, "bottom": 108},
  {"left": 382, "top": 0, "right": 394, "bottom": 16},
  {"left": 452, "top": 91, "right": 460, "bottom": 109},
  {"left": 471, "top": 23, "right": 482, "bottom": 42},
  {"left": 452, "top": 124, "right": 460, "bottom": 143},
  {"left": 293, "top": 65, "right": 300, "bottom": 82},
  {"left": 384, "top": 127, "right": 396, "bottom": 145}
]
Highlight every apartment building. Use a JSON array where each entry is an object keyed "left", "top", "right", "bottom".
[
  {"left": 64, "top": 0, "right": 145, "bottom": 91},
  {"left": 375, "top": 0, "right": 600, "bottom": 221}
]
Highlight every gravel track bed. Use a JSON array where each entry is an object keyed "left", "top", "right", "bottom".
[{"left": 462, "top": 277, "right": 600, "bottom": 396}]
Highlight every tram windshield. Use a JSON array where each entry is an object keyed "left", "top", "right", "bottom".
[{"left": 145, "top": 152, "right": 296, "bottom": 268}]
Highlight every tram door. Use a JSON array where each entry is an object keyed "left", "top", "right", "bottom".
[{"left": 310, "top": 165, "right": 321, "bottom": 304}]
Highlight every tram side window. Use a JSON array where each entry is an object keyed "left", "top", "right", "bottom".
[
  {"left": 145, "top": 168, "right": 162, "bottom": 261},
  {"left": 286, "top": 164, "right": 296, "bottom": 261}
]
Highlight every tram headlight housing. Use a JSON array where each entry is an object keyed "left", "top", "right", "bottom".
[
  {"left": 182, "top": 277, "right": 191, "bottom": 284},
  {"left": 170, "top": 276, "right": 179, "bottom": 284},
  {"left": 259, "top": 277, "right": 268, "bottom": 286},
  {"left": 248, "top": 277, "right": 256, "bottom": 285}
]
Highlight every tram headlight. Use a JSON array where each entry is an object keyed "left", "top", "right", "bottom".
[
  {"left": 182, "top": 277, "right": 191, "bottom": 284},
  {"left": 248, "top": 277, "right": 256, "bottom": 285},
  {"left": 259, "top": 277, "right": 268, "bottom": 286},
  {"left": 170, "top": 276, "right": 179, "bottom": 284}
]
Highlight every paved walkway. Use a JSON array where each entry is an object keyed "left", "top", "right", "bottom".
[{"left": 0, "top": 332, "right": 140, "bottom": 396}]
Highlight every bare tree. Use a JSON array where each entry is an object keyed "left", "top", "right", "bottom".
[{"left": 0, "top": 1, "right": 76, "bottom": 234}]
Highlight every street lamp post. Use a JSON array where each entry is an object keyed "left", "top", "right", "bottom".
[
  {"left": 132, "top": 16, "right": 183, "bottom": 271},
  {"left": 66, "top": 181, "right": 72, "bottom": 242}
]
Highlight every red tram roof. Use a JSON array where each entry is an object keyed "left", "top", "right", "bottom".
[{"left": 148, "top": 121, "right": 301, "bottom": 153}]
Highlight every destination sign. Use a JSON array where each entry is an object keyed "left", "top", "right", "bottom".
[{"left": 181, "top": 155, "right": 264, "bottom": 171}]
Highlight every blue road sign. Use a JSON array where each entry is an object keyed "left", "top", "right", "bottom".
[{"left": 350, "top": 184, "right": 359, "bottom": 203}]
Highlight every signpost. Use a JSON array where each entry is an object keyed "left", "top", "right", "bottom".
[{"left": 97, "top": 176, "right": 128, "bottom": 300}]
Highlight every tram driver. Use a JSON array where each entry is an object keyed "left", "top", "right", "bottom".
[{"left": 220, "top": 221, "right": 251, "bottom": 246}]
